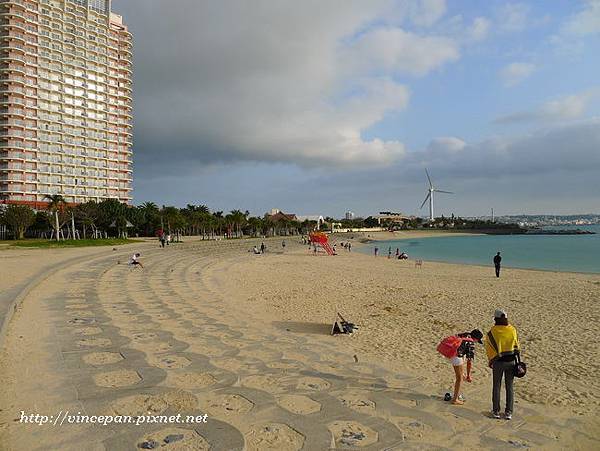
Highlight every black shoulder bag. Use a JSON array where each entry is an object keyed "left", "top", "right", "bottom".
[{"left": 514, "top": 353, "right": 527, "bottom": 378}]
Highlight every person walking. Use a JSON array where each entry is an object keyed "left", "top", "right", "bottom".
[
  {"left": 485, "top": 309, "right": 520, "bottom": 420},
  {"left": 493, "top": 252, "right": 502, "bottom": 278}
]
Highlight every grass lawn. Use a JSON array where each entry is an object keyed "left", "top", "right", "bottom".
[{"left": 7, "top": 238, "right": 141, "bottom": 248}]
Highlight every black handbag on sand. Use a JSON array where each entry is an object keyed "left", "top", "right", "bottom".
[{"left": 514, "top": 353, "right": 527, "bottom": 378}]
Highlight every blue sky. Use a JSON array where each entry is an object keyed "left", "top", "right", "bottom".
[{"left": 113, "top": 0, "right": 600, "bottom": 217}]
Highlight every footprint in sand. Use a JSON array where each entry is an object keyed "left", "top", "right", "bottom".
[
  {"left": 70, "top": 310, "right": 96, "bottom": 317},
  {"left": 164, "top": 372, "right": 216, "bottom": 390},
  {"left": 245, "top": 423, "right": 304, "bottom": 451},
  {"left": 131, "top": 332, "right": 159, "bottom": 341},
  {"left": 391, "top": 416, "right": 433, "bottom": 441},
  {"left": 72, "top": 327, "right": 103, "bottom": 336},
  {"left": 338, "top": 392, "right": 376, "bottom": 413},
  {"left": 83, "top": 352, "right": 123, "bottom": 365},
  {"left": 94, "top": 370, "right": 141, "bottom": 388},
  {"left": 138, "top": 341, "right": 174, "bottom": 353},
  {"left": 328, "top": 421, "right": 378, "bottom": 448},
  {"left": 200, "top": 394, "right": 254, "bottom": 417},
  {"left": 266, "top": 361, "right": 303, "bottom": 371},
  {"left": 77, "top": 337, "right": 112, "bottom": 347},
  {"left": 64, "top": 304, "right": 89, "bottom": 310},
  {"left": 296, "top": 377, "right": 330, "bottom": 391},
  {"left": 136, "top": 427, "right": 209, "bottom": 451},
  {"left": 242, "top": 375, "right": 288, "bottom": 394},
  {"left": 150, "top": 355, "right": 191, "bottom": 369},
  {"left": 439, "top": 412, "right": 474, "bottom": 434},
  {"left": 68, "top": 318, "right": 96, "bottom": 325},
  {"left": 277, "top": 395, "right": 321, "bottom": 415}
]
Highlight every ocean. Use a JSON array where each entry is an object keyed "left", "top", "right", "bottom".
[{"left": 360, "top": 225, "right": 600, "bottom": 274}]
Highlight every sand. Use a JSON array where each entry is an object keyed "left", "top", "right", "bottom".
[{"left": 0, "top": 234, "right": 598, "bottom": 450}]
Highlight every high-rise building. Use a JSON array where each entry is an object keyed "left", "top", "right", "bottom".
[
  {"left": 0, "top": 0, "right": 133, "bottom": 206},
  {"left": 345, "top": 211, "right": 354, "bottom": 220}
]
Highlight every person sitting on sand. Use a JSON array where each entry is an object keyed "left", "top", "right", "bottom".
[
  {"left": 253, "top": 246, "right": 261, "bottom": 254},
  {"left": 438, "top": 329, "right": 483, "bottom": 405},
  {"left": 485, "top": 309, "right": 520, "bottom": 420},
  {"left": 129, "top": 253, "right": 143, "bottom": 269}
]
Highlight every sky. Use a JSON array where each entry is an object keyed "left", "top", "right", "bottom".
[{"left": 112, "top": 0, "right": 600, "bottom": 218}]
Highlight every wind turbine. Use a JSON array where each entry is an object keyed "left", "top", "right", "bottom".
[{"left": 420, "top": 169, "right": 453, "bottom": 221}]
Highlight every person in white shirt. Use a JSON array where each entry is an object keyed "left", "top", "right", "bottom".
[{"left": 129, "top": 253, "right": 143, "bottom": 268}]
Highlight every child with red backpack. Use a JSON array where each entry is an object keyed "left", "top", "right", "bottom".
[{"left": 437, "top": 329, "right": 484, "bottom": 405}]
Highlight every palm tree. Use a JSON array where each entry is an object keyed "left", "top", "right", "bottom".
[{"left": 44, "top": 194, "right": 66, "bottom": 241}]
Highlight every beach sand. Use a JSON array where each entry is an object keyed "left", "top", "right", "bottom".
[{"left": 0, "top": 234, "right": 598, "bottom": 450}]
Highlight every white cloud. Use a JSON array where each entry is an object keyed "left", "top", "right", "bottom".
[
  {"left": 562, "top": 0, "right": 600, "bottom": 35},
  {"left": 113, "top": 0, "right": 465, "bottom": 172},
  {"left": 468, "top": 17, "right": 491, "bottom": 41},
  {"left": 406, "top": 0, "right": 447, "bottom": 27},
  {"left": 500, "top": 62, "right": 536, "bottom": 87},
  {"left": 344, "top": 28, "right": 460, "bottom": 77},
  {"left": 427, "top": 137, "right": 466, "bottom": 153},
  {"left": 494, "top": 89, "right": 600, "bottom": 124},
  {"left": 497, "top": 3, "right": 529, "bottom": 32}
]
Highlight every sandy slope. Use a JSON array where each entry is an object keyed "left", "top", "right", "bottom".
[{"left": 213, "top": 239, "right": 600, "bottom": 418}]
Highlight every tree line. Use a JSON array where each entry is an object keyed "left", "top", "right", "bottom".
[{"left": 0, "top": 196, "right": 328, "bottom": 240}]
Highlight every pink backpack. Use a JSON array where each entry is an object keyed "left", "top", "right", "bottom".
[{"left": 437, "top": 335, "right": 473, "bottom": 358}]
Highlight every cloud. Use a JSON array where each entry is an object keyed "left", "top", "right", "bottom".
[
  {"left": 500, "top": 62, "right": 536, "bottom": 87},
  {"left": 426, "top": 137, "right": 466, "bottom": 153},
  {"left": 406, "top": 0, "right": 447, "bottom": 27},
  {"left": 468, "top": 17, "right": 491, "bottom": 41},
  {"left": 494, "top": 89, "right": 600, "bottom": 124},
  {"left": 112, "top": 0, "right": 464, "bottom": 175},
  {"left": 496, "top": 3, "right": 530, "bottom": 32},
  {"left": 342, "top": 28, "right": 460, "bottom": 77},
  {"left": 562, "top": 0, "right": 600, "bottom": 35}
]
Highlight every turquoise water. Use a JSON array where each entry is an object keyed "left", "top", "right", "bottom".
[{"left": 361, "top": 225, "right": 600, "bottom": 274}]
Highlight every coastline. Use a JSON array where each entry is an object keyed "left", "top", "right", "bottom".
[{"left": 350, "top": 230, "right": 600, "bottom": 275}]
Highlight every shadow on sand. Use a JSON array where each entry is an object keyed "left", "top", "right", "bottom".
[{"left": 272, "top": 321, "right": 332, "bottom": 335}]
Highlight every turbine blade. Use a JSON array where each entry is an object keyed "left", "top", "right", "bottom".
[
  {"left": 435, "top": 190, "right": 453, "bottom": 194},
  {"left": 425, "top": 169, "right": 433, "bottom": 188},
  {"left": 420, "top": 193, "right": 431, "bottom": 209}
]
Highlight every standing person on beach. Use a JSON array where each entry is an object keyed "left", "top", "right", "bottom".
[
  {"left": 485, "top": 309, "right": 520, "bottom": 420},
  {"left": 493, "top": 252, "right": 502, "bottom": 277},
  {"left": 260, "top": 242, "right": 266, "bottom": 253},
  {"left": 348, "top": 242, "right": 352, "bottom": 252},
  {"left": 374, "top": 247, "right": 378, "bottom": 257},
  {"left": 437, "top": 329, "right": 483, "bottom": 405},
  {"left": 388, "top": 247, "right": 392, "bottom": 259}
]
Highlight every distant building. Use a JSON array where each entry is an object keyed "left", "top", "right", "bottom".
[
  {"left": 375, "top": 211, "right": 410, "bottom": 226},
  {"left": 345, "top": 211, "right": 354, "bottom": 220},
  {"left": 265, "top": 211, "right": 297, "bottom": 222}
]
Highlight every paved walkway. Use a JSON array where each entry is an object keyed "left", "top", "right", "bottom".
[{"left": 1, "top": 242, "right": 596, "bottom": 450}]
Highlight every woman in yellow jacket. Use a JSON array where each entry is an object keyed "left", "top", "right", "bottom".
[{"left": 485, "top": 309, "right": 520, "bottom": 420}]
